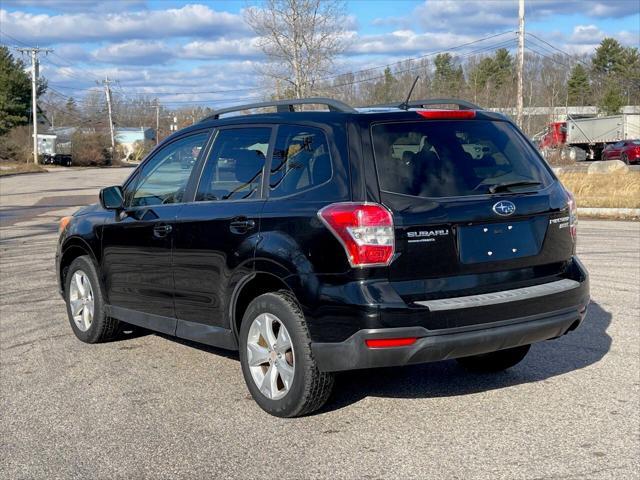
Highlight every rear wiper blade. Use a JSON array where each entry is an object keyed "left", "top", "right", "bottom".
[{"left": 489, "top": 181, "right": 542, "bottom": 193}]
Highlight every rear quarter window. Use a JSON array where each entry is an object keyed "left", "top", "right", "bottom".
[
  {"left": 371, "top": 119, "right": 553, "bottom": 198},
  {"left": 269, "top": 125, "right": 332, "bottom": 198}
]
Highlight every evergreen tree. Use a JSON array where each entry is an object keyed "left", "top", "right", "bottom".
[
  {"left": 491, "top": 48, "right": 513, "bottom": 89},
  {"left": 0, "top": 46, "right": 32, "bottom": 135},
  {"left": 567, "top": 64, "right": 591, "bottom": 106},
  {"left": 619, "top": 47, "right": 640, "bottom": 104},
  {"left": 372, "top": 67, "right": 397, "bottom": 103},
  {"left": 599, "top": 81, "right": 624, "bottom": 115},
  {"left": 433, "top": 53, "right": 465, "bottom": 96},
  {"left": 467, "top": 49, "right": 513, "bottom": 105},
  {"left": 591, "top": 38, "right": 625, "bottom": 75}
]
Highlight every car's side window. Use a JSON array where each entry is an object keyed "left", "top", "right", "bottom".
[
  {"left": 196, "top": 128, "right": 271, "bottom": 202},
  {"left": 269, "top": 125, "right": 332, "bottom": 198},
  {"left": 128, "top": 132, "right": 209, "bottom": 208}
]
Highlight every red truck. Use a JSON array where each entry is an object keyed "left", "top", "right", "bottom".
[{"left": 535, "top": 114, "right": 640, "bottom": 162}]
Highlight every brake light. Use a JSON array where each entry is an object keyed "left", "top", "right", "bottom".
[
  {"left": 365, "top": 337, "right": 417, "bottom": 348},
  {"left": 566, "top": 190, "right": 578, "bottom": 241},
  {"left": 417, "top": 110, "right": 476, "bottom": 119},
  {"left": 318, "top": 202, "right": 395, "bottom": 267}
]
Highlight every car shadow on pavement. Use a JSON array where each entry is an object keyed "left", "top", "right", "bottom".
[
  {"left": 108, "top": 327, "right": 240, "bottom": 361},
  {"left": 321, "top": 301, "right": 611, "bottom": 414}
]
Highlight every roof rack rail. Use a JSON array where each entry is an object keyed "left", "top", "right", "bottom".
[
  {"left": 366, "top": 98, "right": 482, "bottom": 111},
  {"left": 202, "top": 97, "right": 357, "bottom": 121}
]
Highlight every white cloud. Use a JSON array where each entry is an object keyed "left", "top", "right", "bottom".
[
  {"left": 92, "top": 40, "right": 175, "bottom": 65},
  {"left": 376, "top": 0, "right": 639, "bottom": 34},
  {"left": 41, "top": 60, "right": 267, "bottom": 105},
  {"left": 2, "top": 0, "right": 147, "bottom": 12},
  {"left": 0, "top": 4, "right": 248, "bottom": 44},
  {"left": 182, "top": 38, "right": 262, "bottom": 59},
  {"left": 569, "top": 25, "right": 606, "bottom": 44},
  {"left": 347, "top": 30, "right": 480, "bottom": 56}
]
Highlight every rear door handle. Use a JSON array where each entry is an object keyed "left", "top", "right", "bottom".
[
  {"left": 230, "top": 217, "right": 256, "bottom": 234},
  {"left": 153, "top": 223, "right": 173, "bottom": 238}
]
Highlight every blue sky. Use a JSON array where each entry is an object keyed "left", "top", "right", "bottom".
[{"left": 1, "top": 0, "right": 638, "bottom": 107}]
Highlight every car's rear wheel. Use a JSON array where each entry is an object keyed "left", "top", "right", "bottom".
[
  {"left": 622, "top": 153, "right": 629, "bottom": 165},
  {"left": 456, "top": 344, "right": 530, "bottom": 372},
  {"left": 65, "top": 256, "right": 119, "bottom": 343},
  {"left": 239, "top": 291, "right": 334, "bottom": 417}
]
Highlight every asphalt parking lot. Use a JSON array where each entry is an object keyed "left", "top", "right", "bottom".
[{"left": 1, "top": 168, "right": 639, "bottom": 479}]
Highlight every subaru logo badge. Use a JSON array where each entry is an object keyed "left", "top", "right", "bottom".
[{"left": 493, "top": 200, "right": 516, "bottom": 216}]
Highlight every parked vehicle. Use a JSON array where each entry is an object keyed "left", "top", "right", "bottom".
[
  {"left": 601, "top": 139, "right": 640, "bottom": 164},
  {"left": 535, "top": 114, "right": 640, "bottom": 161},
  {"left": 56, "top": 98, "right": 590, "bottom": 417},
  {"left": 38, "top": 133, "right": 72, "bottom": 166}
]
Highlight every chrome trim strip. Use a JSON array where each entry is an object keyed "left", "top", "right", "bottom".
[{"left": 415, "top": 279, "right": 580, "bottom": 311}]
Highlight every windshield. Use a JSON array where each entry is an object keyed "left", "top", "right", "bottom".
[{"left": 371, "top": 120, "right": 553, "bottom": 198}]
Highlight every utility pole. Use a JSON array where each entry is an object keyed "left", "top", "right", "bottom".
[
  {"left": 17, "top": 47, "right": 52, "bottom": 164},
  {"left": 155, "top": 102, "right": 160, "bottom": 145},
  {"left": 516, "top": 0, "right": 525, "bottom": 128},
  {"left": 102, "top": 77, "right": 116, "bottom": 162}
]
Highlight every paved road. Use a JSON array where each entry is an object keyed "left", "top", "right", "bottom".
[{"left": 1, "top": 168, "right": 639, "bottom": 479}]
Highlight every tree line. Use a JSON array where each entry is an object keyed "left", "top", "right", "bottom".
[{"left": 1, "top": 0, "right": 639, "bottom": 165}]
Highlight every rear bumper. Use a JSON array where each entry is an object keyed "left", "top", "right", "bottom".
[
  {"left": 312, "top": 303, "right": 588, "bottom": 372},
  {"left": 309, "top": 257, "right": 589, "bottom": 372}
]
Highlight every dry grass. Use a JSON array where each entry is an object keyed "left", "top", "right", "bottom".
[
  {"left": 0, "top": 162, "right": 46, "bottom": 176},
  {"left": 558, "top": 171, "right": 640, "bottom": 209}
]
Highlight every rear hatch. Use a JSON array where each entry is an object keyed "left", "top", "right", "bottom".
[{"left": 369, "top": 113, "right": 575, "bottom": 303}]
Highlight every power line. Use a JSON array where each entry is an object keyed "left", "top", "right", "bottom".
[
  {"left": 524, "top": 44, "right": 571, "bottom": 68},
  {"left": 323, "top": 38, "right": 519, "bottom": 92},
  {"left": 322, "top": 30, "right": 516, "bottom": 83},
  {"left": 525, "top": 32, "right": 590, "bottom": 66}
]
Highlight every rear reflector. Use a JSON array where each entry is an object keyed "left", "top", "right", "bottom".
[
  {"left": 417, "top": 110, "right": 476, "bottom": 119},
  {"left": 318, "top": 202, "right": 395, "bottom": 268},
  {"left": 365, "top": 337, "right": 417, "bottom": 348}
]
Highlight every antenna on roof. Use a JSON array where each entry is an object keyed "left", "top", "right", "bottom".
[{"left": 399, "top": 76, "right": 420, "bottom": 111}]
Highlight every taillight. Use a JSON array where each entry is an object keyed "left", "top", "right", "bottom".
[
  {"left": 566, "top": 190, "right": 578, "bottom": 241},
  {"left": 416, "top": 110, "right": 476, "bottom": 119},
  {"left": 318, "top": 202, "right": 395, "bottom": 268}
]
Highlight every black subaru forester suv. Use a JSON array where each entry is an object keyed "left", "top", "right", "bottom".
[{"left": 56, "top": 98, "right": 589, "bottom": 417}]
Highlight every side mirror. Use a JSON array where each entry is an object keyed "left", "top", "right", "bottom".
[{"left": 99, "top": 185, "right": 124, "bottom": 210}]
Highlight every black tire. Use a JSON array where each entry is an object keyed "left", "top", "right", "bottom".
[
  {"left": 621, "top": 153, "right": 629, "bottom": 165},
  {"left": 456, "top": 344, "right": 531, "bottom": 372},
  {"left": 64, "top": 255, "right": 119, "bottom": 343},
  {"left": 239, "top": 291, "right": 334, "bottom": 417}
]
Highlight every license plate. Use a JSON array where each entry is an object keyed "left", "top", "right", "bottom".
[{"left": 458, "top": 221, "right": 542, "bottom": 264}]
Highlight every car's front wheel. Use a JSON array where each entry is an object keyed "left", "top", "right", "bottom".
[
  {"left": 239, "top": 291, "right": 334, "bottom": 417},
  {"left": 65, "top": 256, "right": 119, "bottom": 343},
  {"left": 456, "top": 344, "right": 530, "bottom": 372}
]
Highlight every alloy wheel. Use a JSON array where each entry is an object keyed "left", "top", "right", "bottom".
[
  {"left": 246, "top": 313, "right": 295, "bottom": 400},
  {"left": 68, "top": 270, "right": 95, "bottom": 332}
]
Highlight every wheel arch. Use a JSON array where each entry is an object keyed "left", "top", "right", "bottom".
[
  {"left": 230, "top": 271, "right": 293, "bottom": 340},
  {"left": 59, "top": 237, "right": 100, "bottom": 293}
]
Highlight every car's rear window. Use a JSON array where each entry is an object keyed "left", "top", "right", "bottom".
[{"left": 371, "top": 120, "right": 553, "bottom": 198}]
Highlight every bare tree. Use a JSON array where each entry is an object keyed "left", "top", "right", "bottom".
[{"left": 245, "top": 0, "right": 349, "bottom": 99}]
